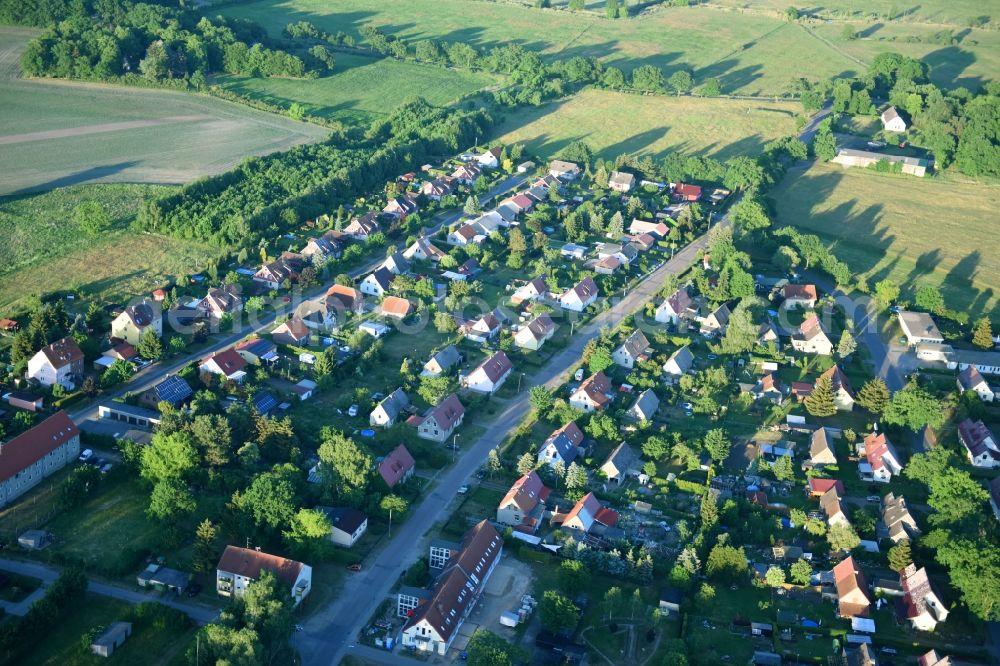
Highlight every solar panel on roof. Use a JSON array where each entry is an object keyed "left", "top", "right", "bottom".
[
  {"left": 155, "top": 376, "right": 192, "bottom": 406},
  {"left": 253, "top": 392, "right": 278, "bottom": 414}
]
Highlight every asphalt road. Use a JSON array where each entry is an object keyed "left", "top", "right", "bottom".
[
  {"left": 0, "top": 557, "right": 219, "bottom": 625},
  {"left": 66, "top": 173, "right": 527, "bottom": 426},
  {"left": 295, "top": 203, "right": 730, "bottom": 666},
  {"left": 809, "top": 274, "right": 906, "bottom": 392}
]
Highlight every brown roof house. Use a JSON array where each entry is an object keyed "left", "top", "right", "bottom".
[
  {"left": 400, "top": 520, "right": 503, "bottom": 655},
  {"left": 553, "top": 492, "right": 619, "bottom": 534},
  {"left": 271, "top": 317, "right": 310, "bottom": 346},
  {"left": 780, "top": 284, "right": 818, "bottom": 309},
  {"left": 460, "top": 351, "right": 513, "bottom": 394},
  {"left": 111, "top": 300, "right": 162, "bottom": 346},
  {"left": 899, "top": 564, "right": 948, "bottom": 631},
  {"left": 879, "top": 493, "right": 920, "bottom": 544},
  {"left": 216, "top": 545, "right": 311, "bottom": 606},
  {"left": 378, "top": 444, "right": 416, "bottom": 489},
  {"left": 514, "top": 314, "right": 555, "bottom": 351},
  {"left": 608, "top": 170, "right": 636, "bottom": 193},
  {"left": 408, "top": 394, "right": 465, "bottom": 443},
  {"left": 0, "top": 411, "right": 80, "bottom": 508},
  {"left": 199, "top": 349, "right": 249, "bottom": 383},
  {"left": 381, "top": 296, "right": 414, "bottom": 320},
  {"left": 957, "top": 418, "right": 1000, "bottom": 468},
  {"left": 956, "top": 365, "right": 994, "bottom": 402},
  {"left": 809, "top": 427, "right": 837, "bottom": 467},
  {"left": 820, "top": 364, "right": 855, "bottom": 411},
  {"left": 496, "top": 472, "right": 551, "bottom": 534},
  {"left": 325, "top": 284, "right": 365, "bottom": 316},
  {"left": 253, "top": 257, "right": 300, "bottom": 290},
  {"left": 792, "top": 315, "right": 834, "bottom": 355},
  {"left": 199, "top": 285, "right": 242, "bottom": 320},
  {"left": 832, "top": 556, "right": 871, "bottom": 618},
  {"left": 344, "top": 212, "right": 380, "bottom": 240},
  {"left": 569, "top": 371, "right": 613, "bottom": 412},
  {"left": 463, "top": 313, "right": 502, "bottom": 343},
  {"left": 559, "top": 277, "right": 599, "bottom": 312},
  {"left": 27, "top": 336, "right": 84, "bottom": 390},
  {"left": 655, "top": 288, "right": 693, "bottom": 326},
  {"left": 403, "top": 237, "right": 447, "bottom": 263}
]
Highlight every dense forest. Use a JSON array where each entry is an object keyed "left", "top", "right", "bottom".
[{"left": 5, "top": 0, "right": 333, "bottom": 85}]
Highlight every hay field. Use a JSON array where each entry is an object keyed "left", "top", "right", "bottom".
[
  {"left": 0, "top": 184, "right": 218, "bottom": 312},
  {"left": 216, "top": 52, "right": 497, "bottom": 125},
  {"left": 218, "top": 0, "right": 869, "bottom": 95},
  {"left": 0, "top": 27, "right": 329, "bottom": 195},
  {"left": 773, "top": 163, "right": 1000, "bottom": 317},
  {"left": 495, "top": 88, "right": 801, "bottom": 160}
]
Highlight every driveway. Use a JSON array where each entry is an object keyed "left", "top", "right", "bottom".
[{"left": 0, "top": 557, "right": 219, "bottom": 625}]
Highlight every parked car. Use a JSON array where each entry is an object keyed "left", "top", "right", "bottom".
[
  {"left": 347, "top": 404, "right": 359, "bottom": 417},
  {"left": 458, "top": 485, "right": 470, "bottom": 494},
  {"left": 866, "top": 495, "right": 881, "bottom": 503},
  {"left": 346, "top": 563, "right": 362, "bottom": 572},
  {"left": 574, "top": 368, "right": 585, "bottom": 381},
  {"left": 681, "top": 402, "right": 694, "bottom": 411},
  {"left": 100, "top": 463, "right": 113, "bottom": 474},
  {"left": 78, "top": 449, "right": 94, "bottom": 463},
  {"left": 185, "top": 583, "right": 203, "bottom": 598}
]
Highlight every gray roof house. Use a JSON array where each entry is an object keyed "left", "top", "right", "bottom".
[
  {"left": 91, "top": 622, "right": 132, "bottom": 658},
  {"left": 628, "top": 389, "right": 659, "bottom": 421},
  {"left": 600, "top": 442, "right": 641, "bottom": 485},
  {"left": 663, "top": 345, "right": 694, "bottom": 378},
  {"left": 370, "top": 388, "right": 411, "bottom": 427},
  {"left": 612, "top": 329, "right": 651, "bottom": 369}
]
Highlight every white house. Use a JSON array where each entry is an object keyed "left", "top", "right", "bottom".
[
  {"left": 380, "top": 252, "right": 411, "bottom": 276},
  {"left": 199, "top": 349, "right": 248, "bottom": 383},
  {"left": 881, "top": 106, "right": 907, "bottom": 133},
  {"left": 655, "top": 288, "right": 693, "bottom": 326},
  {"left": 460, "top": 352, "right": 513, "bottom": 394},
  {"left": 900, "top": 565, "right": 948, "bottom": 631},
  {"left": 780, "top": 284, "right": 818, "bottom": 310},
  {"left": 957, "top": 418, "right": 1000, "bottom": 468},
  {"left": 496, "top": 472, "right": 550, "bottom": 534},
  {"left": 216, "top": 546, "right": 311, "bottom": 606},
  {"left": 608, "top": 170, "right": 636, "bottom": 193},
  {"left": 612, "top": 329, "right": 650, "bottom": 369},
  {"left": 477, "top": 146, "right": 502, "bottom": 169},
  {"left": 27, "top": 337, "right": 84, "bottom": 390},
  {"left": 316, "top": 507, "right": 368, "bottom": 548},
  {"left": 549, "top": 160, "right": 581, "bottom": 181},
  {"left": 464, "top": 313, "right": 502, "bottom": 343},
  {"left": 556, "top": 492, "right": 618, "bottom": 533},
  {"left": 560, "top": 277, "right": 599, "bottom": 312},
  {"left": 792, "top": 315, "right": 834, "bottom": 355},
  {"left": 360, "top": 267, "right": 395, "bottom": 298},
  {"left": 447, "top": 224, "right": 479, "bottom": 246},
  {"left": 401, "top": 521, "right": 502, "bottom": 655},
  {"left": 421, "top": 345, "right": 462, "bottom": 377},
  {"left": 898, "top": 311, "right": 944, "bottom": 346},
  {"left": 863, "top": 433, "right": 903, "bottom": 482},
  {"left": 537, "top": 421, "right": 584, "bottom": 467},
  {"left": 409, "top": 394, "right": 465, "bottom": 443},
  {"left": 628, "top": 389, "right": 659, "bottom": 422},
  {"left": 370, "top": 388, "right": 411, "bottom": 427},
  {"left": 403, "top": 237, "right": 446, "bottom": 263},
  {"left": 511, "top": 278, "right": 547, "bottom": 305},
  {"left": 514, "top": 314, "right": 555, "bottom": 351},
  {"left": 569, "top": 371, "right": 613, "bottom": 412},
  {"left": 662, "top": 346, "right": 694, "bottom": 378},
  {"left": 0, "top": 411, "right": 80, "bottom": 508},
  {"left": 957, "top": 365, "right": 994, "bottom": 402},
  {"left": 600, "top": 443, "right": 641, "bottom": 485}
]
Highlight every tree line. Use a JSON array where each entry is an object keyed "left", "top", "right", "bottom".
[
  {"left": 137, "top": 98, "right": 493, "bottom": 246},
  {"left": 13, "top": 0, "right": 333, "bottom": 86}
]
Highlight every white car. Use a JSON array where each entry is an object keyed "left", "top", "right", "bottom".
[
  {"left": 681, "top": 402, "right": 694, "bottom": 411},
  {"left": 347, "top": 404, "right": 359, "bottom": 417},
  {"left": 574, "top": 368, "right": 585, "bottom": 381},
  {"left": 78, "top": 449, "right": 94, "bottom": 463}
]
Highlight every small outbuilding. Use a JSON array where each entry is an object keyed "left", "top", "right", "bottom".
[
  {"left": 18, "top": 529, "right": 51, "bottom": 551},
  {"left": 91, "top": 622, "right": 132, "bottom": 658}
]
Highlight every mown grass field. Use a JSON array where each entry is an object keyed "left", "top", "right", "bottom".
[
  {"left": 495, "top": 88, "right": 801, "bottom": 159},
  {"left": 16, "top": 594, "right": 196, "bottom": 666},
  {"left": 707, "top": 0, "right": 995, "bottom": 26},
  {"left": 216, "top": 52, "right": 497, "bottom": 125},
  {"left": 0, "top": 27, "right": 329, "bottom": 195},
  {"left": 772, "top": 162, "right": 1000, "bottom": 317},
  {"left": 218, "top": 0, "right": 869, "bottom": 95},
  {"left": 0, "top": 184, "right": 218, "bottom": 313}
]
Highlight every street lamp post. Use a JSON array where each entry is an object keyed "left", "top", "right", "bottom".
[{"left": 452, "top": 433, "right": 460, "bottom": 462}]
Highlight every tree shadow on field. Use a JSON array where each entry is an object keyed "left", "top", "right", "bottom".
[
  {"left": 941, "top": 250, "right": 997, "bottom": 318},
  {"left": 5, "top": 162, "right": 140, "bottom": 196},
  {"left": 598, "top": 127, "right": 668, "bottom": 159},
  {"left": 923, "top": 46, "right": 983, "bottom": 92}
]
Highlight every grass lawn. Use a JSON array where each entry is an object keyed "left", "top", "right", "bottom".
[
  {"left": 218, "top": 0, "right": 868, "bottom": 95},
  {"left": 215, "top": 53, "right": 497, "bottom": 125},
  {"left": 495, "top": 89, "right": 801, "bottom": 162},
  {"left": 0, "top": 26, "right": 328, "bottom": 196},
  {"left": 708, "top": 0, "right": 995, "bottom": 27},
  {"left": 5, "top": 594, "right": 197, "bottom": 666},
  {"left": 772, "top": 162, "right": 1000, "bottom": 319},
  {"left": 0, "top": 571, "right": 41, "bottom": 602}
]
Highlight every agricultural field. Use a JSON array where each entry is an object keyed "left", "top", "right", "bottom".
[
  {"left": 495, "top": 89, "right": 801, "bottom": 160},
  {"left": 0, "top": 27, "right": 329, "bottom": 195},
  {"left": 809, "top": 20, "right": 1000, "bottom": 92},
  {"left": 219, "top": 0, "right": 869, "bottom": 95},
  {"left": 0, "top": 184, "right": 218, "bottom": 313},
  {"left": 707, "top": 0, "right": 995, "bottom": 27},
  {"left": 216, "top": 52, "right": 497, "bottom": 125},
  {"left": 772, "top": 162, "right": 1000, "bottom": 318}
]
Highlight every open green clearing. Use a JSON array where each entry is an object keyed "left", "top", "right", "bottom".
[
  {"left": 216, "top": 52, "right": 497, "bottom": 125},
  {"left": 0, "top": 26, "right": 328, "bottom": 195},
  {"left": 772, "top": 162, "right": 1000, "bottom": 317},
  {"left": 0, "top": 184, "right": 218, "bottom": 313},
  {"left": 218, "top": 0, "right": 869, "bottom": 95},
  {"left": 495, "top": 88, "right": 801, "bottom": 159}
]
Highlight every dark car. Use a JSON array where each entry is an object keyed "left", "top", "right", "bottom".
[{"left": 185, "top": 583, "right": 202, "bottom": 598}]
